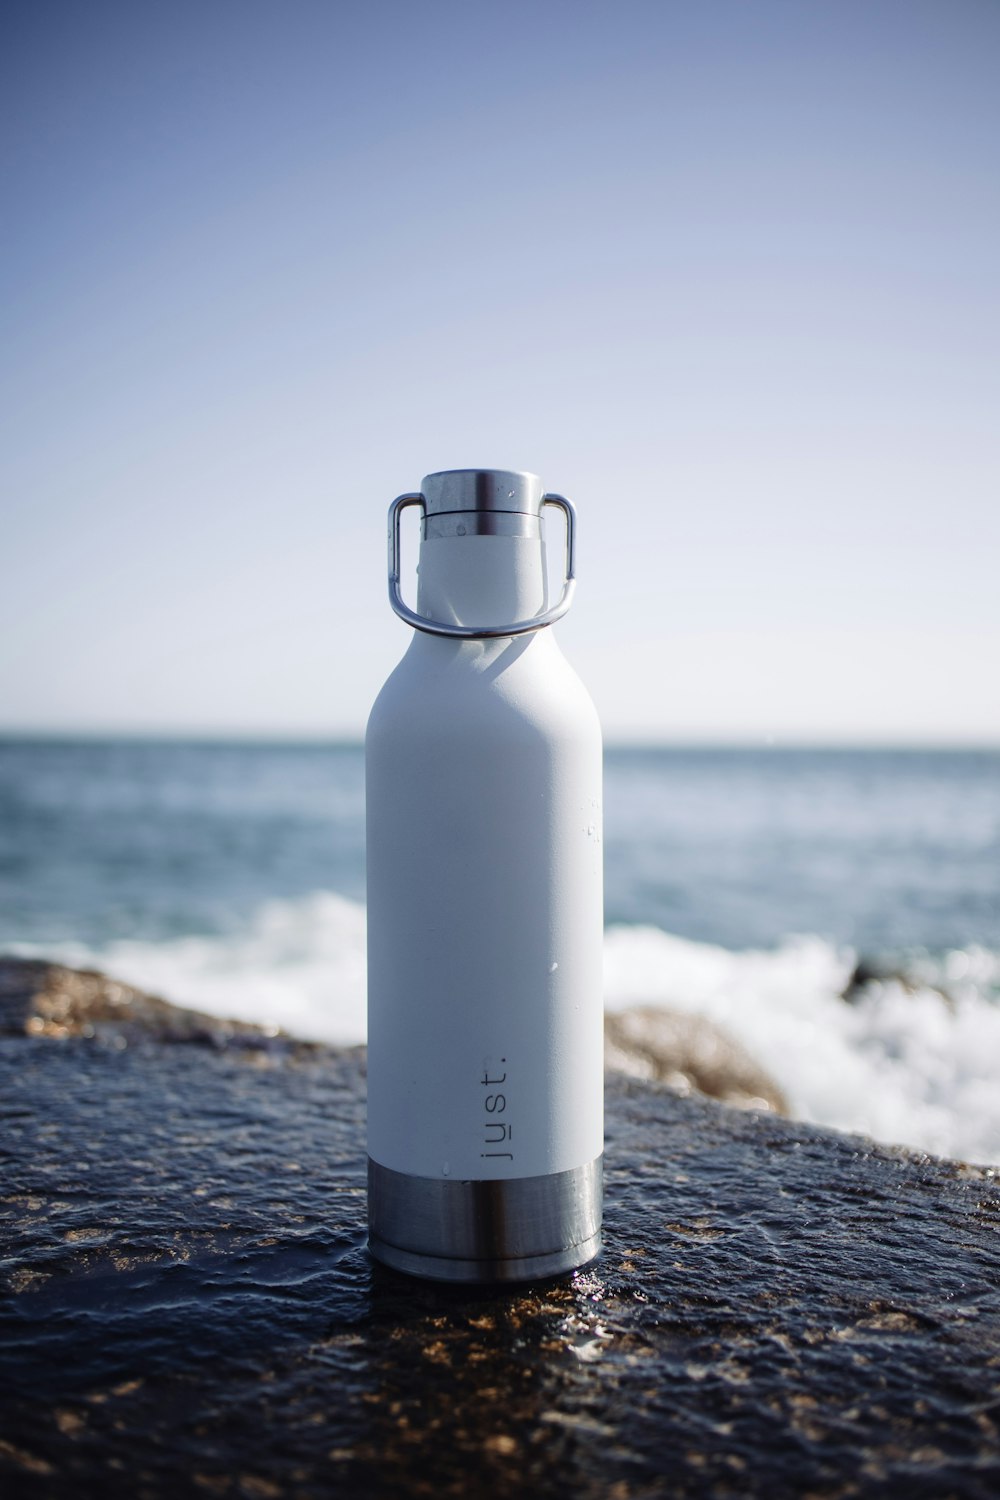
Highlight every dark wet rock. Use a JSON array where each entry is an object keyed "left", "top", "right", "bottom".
[
  {"left": 1, "top": 963, "right": 999, "bottom": 1499},
  {"left": 842, "top": 956, "right": 893, "bottom": 1000},
  {"left": 841, "top": 956, "right": 950, "bottom": 1008},
  {"left": 605, "top": 1005, "right": 788, "bottom": 1113}
]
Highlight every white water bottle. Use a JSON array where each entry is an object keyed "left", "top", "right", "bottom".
[{"left": 366, "top": 469, "right": 603, "bottom": 1282}]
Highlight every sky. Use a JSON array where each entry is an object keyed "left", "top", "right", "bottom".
[{"left": 2, "top": 0, "right": 998, "bottom": 744}]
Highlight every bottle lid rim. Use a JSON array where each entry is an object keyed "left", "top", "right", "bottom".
[{"left": 420, "top": 469, "right": 544, "bottom": 517}]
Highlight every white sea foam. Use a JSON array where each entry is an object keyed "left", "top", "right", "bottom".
[
  {"left": 18, "top": 890, "right": 1000, "bottom": 1165},
  {"left": 603, "top": 925, "right": 1000, "bottom": 1165}
]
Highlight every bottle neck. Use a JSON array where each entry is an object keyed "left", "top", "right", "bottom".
[{"left": 415, "top": 533, "right": 549, "bottom": 635}]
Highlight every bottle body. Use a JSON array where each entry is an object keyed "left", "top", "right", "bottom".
[{"left": 366, "top": 510, "right": 603, "bottom": 1282}]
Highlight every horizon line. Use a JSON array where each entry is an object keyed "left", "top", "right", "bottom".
[{"left": 1, "top": 727, "right": 998, "bottom": 753}]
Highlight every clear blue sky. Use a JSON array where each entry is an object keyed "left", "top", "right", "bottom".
[{"left": 2, "top": 0, "right": 998, "bottom": 742}]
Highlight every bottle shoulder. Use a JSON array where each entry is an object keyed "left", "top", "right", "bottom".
[{"left": 367, "top": 629, "right": 600, "bottom": 748}]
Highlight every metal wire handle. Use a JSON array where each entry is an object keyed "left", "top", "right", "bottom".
[{"left": 387, "top": 491, "right": 577, "bottom": 639}]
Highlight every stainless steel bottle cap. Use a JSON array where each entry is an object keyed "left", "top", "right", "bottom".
[
  {"left": 387, "top": 475, "right": 577, "bottom": 638},
  {"left": 420, "top": 469, "right": 544, "bottom": 518}
]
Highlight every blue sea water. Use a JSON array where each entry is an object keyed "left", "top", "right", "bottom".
[{"left": 1, "top": 739, "right": 998, "bottom": 1160}]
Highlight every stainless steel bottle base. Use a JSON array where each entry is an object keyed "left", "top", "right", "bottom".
[{"left": 368, "top": 1155, "right": 603, "bottom": 1283}]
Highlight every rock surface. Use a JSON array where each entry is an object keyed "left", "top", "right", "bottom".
[
  {"left": 604, "top": 1004, "right": 788, "bottom": 1113},
  {"left": 0, "top": 958, "right": 311, "bottom": 1050},
  {"left": 1, "top": 960, "right": 999, "bottom": 1498}
]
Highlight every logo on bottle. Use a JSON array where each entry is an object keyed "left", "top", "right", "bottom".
[{"left": 481, "top": 1059, "right": 512, "bottom": 1159}]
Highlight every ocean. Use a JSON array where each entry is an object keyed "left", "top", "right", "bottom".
[{"left": 1, "top": 738, "right": 998, "bottom": 1163}]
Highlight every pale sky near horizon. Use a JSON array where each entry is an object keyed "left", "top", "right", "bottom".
[{"left": 2, "top": 0, "right": 998, "bottom": 744}]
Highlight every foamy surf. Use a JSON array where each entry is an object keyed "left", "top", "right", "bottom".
[
  {"left": 13, "top": 889, "right": 1000, "bottom": 1165},
  {"left": 604, "top": 924, "right": 1000, "bottom": 1165}
]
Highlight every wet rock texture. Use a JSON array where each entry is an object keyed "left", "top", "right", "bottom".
[{"left": 1, "top": 969, "right": 999, "bottom": 1498}]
